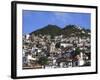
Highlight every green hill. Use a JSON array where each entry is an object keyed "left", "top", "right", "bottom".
[
  {"left": 30, "top": 24, "right": 62, "bottom": 37},
  {"left": 30, "top": 24, "right": 90, "bottom": 38}
]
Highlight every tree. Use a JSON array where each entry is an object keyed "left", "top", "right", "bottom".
[
  {"left": 38, "top": 57, "right": 48, "bottom": 68},
  {"left": 75, "top": 48, "right": 81, "bottom": 56},
  {"left": 55, "top": 42, "right": 60, "bottom": 48}
]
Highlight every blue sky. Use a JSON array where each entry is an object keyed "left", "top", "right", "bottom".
[{"left": 22, "top": 10, "right": 91, "bottom": 34}]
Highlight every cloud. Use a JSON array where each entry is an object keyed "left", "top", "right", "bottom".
[{"left": 52, "top": 12, "right": 71, "bottom": 22}]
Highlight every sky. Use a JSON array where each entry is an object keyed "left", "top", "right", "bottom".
[{"left": 22, "top": 10, "right": 91, "bottom": 34}]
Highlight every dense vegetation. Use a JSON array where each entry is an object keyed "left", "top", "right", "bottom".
[{"left": 30, "top": 24, "right": 90, "bottom": 38}]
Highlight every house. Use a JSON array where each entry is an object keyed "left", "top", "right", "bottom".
[
  {"left": 77, "top": 43, "right": 83, "bottom": 47},
  {"left": 60, "top": 43, "right": 73, "bottom": 48},
  {"left": 76, "top": 52, "right": 85, "bottom": 66},
  {"left": 50, "top": 42, "right": 56, "bottom": 53},
  {"left": 25, "top": 34, "right": 30, "bottom": 40}
]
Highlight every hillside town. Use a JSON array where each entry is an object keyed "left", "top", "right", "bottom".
[{"left": 22, "top": 30, "right": 91, "bottom": 69}]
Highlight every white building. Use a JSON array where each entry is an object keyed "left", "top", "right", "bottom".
[
  {"left": 60, "top": 43, "right": 73, "bottom": 48},
  {"left": 26, "top": 34, "right": 30, "bottom": 40},
  {"left": 50, "top": 42, "right": 55, "bottom": 53},
  {"left": 77, "top": 43, "right": 83, "bottom": 47},
  {"left": 78, "top": 52, "right": 84, "bottom": 66}
]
